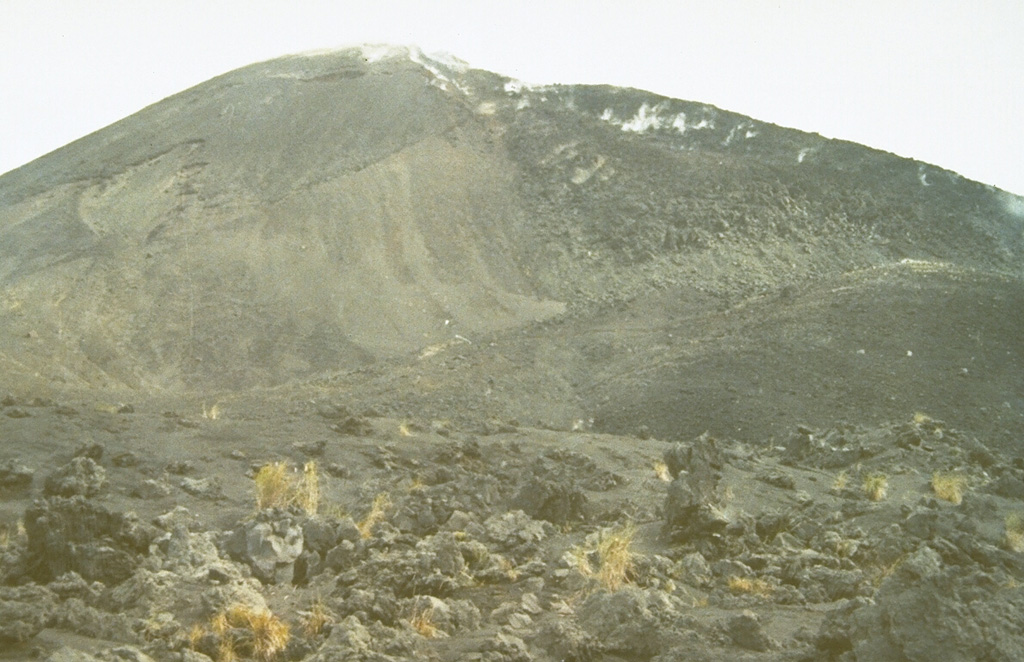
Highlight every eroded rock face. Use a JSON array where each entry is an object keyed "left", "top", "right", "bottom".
[
  {"left": 577, "top": 587, "right": 683, "bottom": 659},
  {"left": 43, "top": 457, "right": 106, "bottom": 498},
  {"left": 664, "top": 434, "right": 728, "bottom": 540},
  {"left": 818, "top": 545, "right": 1024, "bottom": 661},
  {"left": 23, "top": 497, "right": 155, "bottom": 584},
  {"left": 224, "top": 511, "right": 304, "bottom": 584},
  {"left": 0, "top": 584, "right": 57, "bottom": 643}
]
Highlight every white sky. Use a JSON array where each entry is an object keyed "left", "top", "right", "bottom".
[{"left": 2, "top": 0, "right": 1023, "bottom": 195}]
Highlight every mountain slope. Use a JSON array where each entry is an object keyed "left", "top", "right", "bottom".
[{"left": 0, "top": 46, "right": 1021, "bottom": 400}]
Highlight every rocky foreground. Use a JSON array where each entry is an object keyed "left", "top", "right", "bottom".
[{"left": 2, "top": 394, "right": 1024, "bottom": 661}]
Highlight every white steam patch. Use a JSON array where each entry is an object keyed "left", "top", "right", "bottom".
[
  {"left": 723, "top": 121, "right": 757, "bottom": 146},
  {"left": 599, "top": 102, "right": 712, "bottom": 136},
  {"left": 358, "top": 44, "right": 411, "bottom": 63},
  {"left": 621, "top": 103, "right": 665, "bottom": 132},
  {"left": 999, "top": 191, "right": 1024, "bottom": 217}
]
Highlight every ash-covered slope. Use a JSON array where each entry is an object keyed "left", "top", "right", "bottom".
[{"left": 0, "top": 45, "right": 1021, "bottom": 393}]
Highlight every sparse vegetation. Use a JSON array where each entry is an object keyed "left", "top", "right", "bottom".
[
  {"left": 653, "top": 461, "right": 672, "bottom": 482},
  {"left": 831, "top": 471, "right": 849, "bottom": 493},
  {"left": 197, "top": 603, "right": 290, "bottom": 662},
  {"left": 252, "top": 461, "right": 321, "bottom": 515},
  {"left": 203, "top": 402, "right": 222, "bottom": 420},
  {"left": 932, "top": 471, "right": 968, "bottom": 504},
  {"left": 357, "top": 492, "right": 393, "bottom": 539},
  {"left": 728, "top": 576, "right": 774, "bottom": 597},
  {"left": 253, "top": 462, "right": 294, "bottom": 510},
  {"left": 300, "top": 595, "right": 335, "bottom": 638},
  {"left": 294, "top": 461, "right": 320, "bottom": 516},
  {"left": 408, "top": 606, "right": 440, "bottom": 638},
  {"left": 1006, "top": 513, "right": 1024, "bottom": 552},
  {"left": 225, "top": 604, "right": 291, "bottom": 661},
  {"left": 863, "top": 473, "right": 888, "bottom": 501},
  {"left": 570, "top": 522, "right": 637, "bottom": 591},
  {"left": 596, "top": 523, "right": 636, "bottom": 590}
]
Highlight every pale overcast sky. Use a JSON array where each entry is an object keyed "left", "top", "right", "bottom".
[{"left": 2, "top": 1, "right": 1023, "bottom": 195}]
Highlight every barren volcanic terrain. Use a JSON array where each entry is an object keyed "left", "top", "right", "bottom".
[{"left": 0, "top": 46, "right": 1023, "bottom": 661}]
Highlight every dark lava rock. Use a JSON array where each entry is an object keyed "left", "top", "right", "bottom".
[
  {"left": 0, "top": 584, "right": 58, "bottom": 643},
  {"left": 663, "top": 432, "right": 724, "bottom": 480},
  {"left": 24, "top": 497, "right": 156, "bottom": 584},
  {"left": 577, "top": 587, "right": 680, "bottom": 659},
  {"left": 0, "top": 460, "right": 34, "bottom": 493},
  {"left": 43, "top": 457, "right": 106, "bottom": 497},
  {"left": 664, "top": 472, "right": 728, "bottom": 541},
  {"left": 224, "top": 510, "right": 304, "bottom": 584},
  {"left": 727, "top": 609, "right": 774, "bottom": 651},
  {"left": 73, "top": 442, "right": 105, "bottom": 461},
  {"left": 513, "top": 476, "right": 587, "bottom": 526},
  {"left": 819, "top": 545, "right": 1024, "bottom": 661}
]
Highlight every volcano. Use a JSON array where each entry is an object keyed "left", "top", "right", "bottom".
[
  {"left": 1, "top": 46, "right": 1024, "bottom": 661},
  {"left": 1, "top": 45, "right": 1020, "bottom": 442}
]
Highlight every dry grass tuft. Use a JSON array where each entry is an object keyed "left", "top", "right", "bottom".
[
  {"left": 300, "top": 596, "right": 335, "bottom": 638},
  {"left": 596, "top": 523, "right": 636, "bottom": 591},
  {"left": 254, "top": 462, "right": 294, "bottom": 510},
  {"left": 217, "top": 637, "right": 239, "bottom": 662},
  {"left": 215, "top": 603, "right": 290, "bottom": 661},
  {"left": 358, "top": 492, "right": 393, "bottom": 539},
  {"left": 252, "top": 461, "right": 322, "bottom": 515},
  {"left": 932, "top": 471, "right": 968, "bottom": 505},
  {"left": 570, "top": 523, "right": 637, "bottom": 591},
  {"left": 728, "top": 576, "right": 774, "bottom": 597},
  {"left": 294, "top": 462, "right": 320, "bottom": 516},
  {"left": 203, "top": 402, "right": 222, "bottom": 420},
  {"left": 653, "top": 461, "right": 672, "bottom": 482},
  {"left": 1006, "top": 513, "right": 1024, "bottom": 552},
  {"left": 187, "top": 623, "right": 205, "bottom": 648},
  {"left": 409, "top": 606, "right": 440, "bottom": 638},
  {"left": 863, "top": 473, "right": 888, "bottom": 501},
  {"left": 831, "top": 471, "right": 849, "bottom": 493}
]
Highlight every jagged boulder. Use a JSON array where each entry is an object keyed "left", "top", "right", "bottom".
[
  {"left": 44, "top": 457, "right": 106, "bottom": 497},
  {"left": 817, "top": 545, "right": 1024, "bottom": 661},
  {"left": 224, "top": 510, "right": 304, "bottom": 584},
  {"left": 577, "top": 587, "right": 682, "bottom": 659},
  {"left": 0, "top": 584, "right": 58, "bottom": 643},
  {"left": 663, "top": 433, "right": 729, "bottom": 541},
  {"left": 24, "top": 497, "right": 155, "bottom": 584}
]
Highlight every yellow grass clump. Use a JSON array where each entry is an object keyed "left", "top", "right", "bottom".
[
  {"left": 1006, "top": 513, "right": 1024, "bottom": 553},
  {"left": 300, "top": 596, "right": 335, "bottom": 638},
  {"left": 198, "top": 603, "right": 290, "bottom": 662},
  {"left": 653, "top": 461, "right": 672, "bottom": 482},
  {"left": 294, "top": 462, "right": 320, "bottom": 516},
  {"left": 254, "top": 462, "right": 294, "bottom": 510},
  {"left": 596, "top": 523, "right": 636, "bottom": 591},
  {"left": 931, "top": 471, "right": 968, "bottom": 505},
  {"left": 221, "top": 604, "right": 290, "bottom": 662},
  {"left": 863, "top": 473, "right": 888, "bottom": 501},
  {"left": 253, "top": 461, "right": 321, "bottom": 515},
  {"left": 728, "top": 576, "right": 774, "bottom": 597},
  {"left": 409, "top": 606, "right": 440, "bottom": 638},
  {"left": 570, "top": 523, "right": 637, "bottom": 591},
  {"left": 358, "top": 492, "right": 393, "bottom": 539}
]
